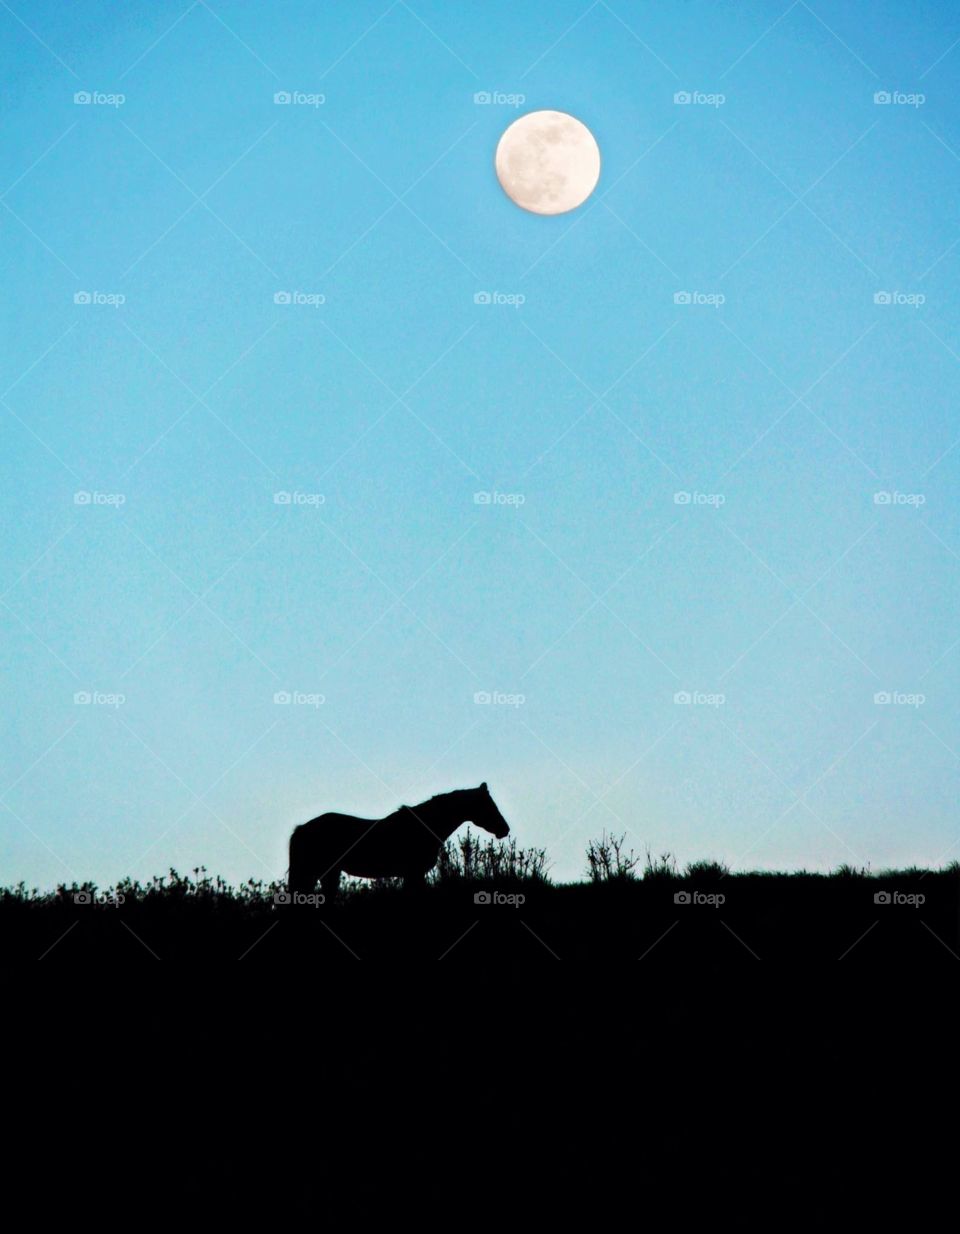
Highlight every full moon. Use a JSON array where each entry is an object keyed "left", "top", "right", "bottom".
[{"left": 495, "top": 109, "right": 601, "bottom": 215}]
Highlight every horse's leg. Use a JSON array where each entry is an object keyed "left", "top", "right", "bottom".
[
  {"left": 320, "top": 865, "right": 341, "bottom": 903},
  {"left": 403, "top": 870, "right": 426, "bottom": 895}
]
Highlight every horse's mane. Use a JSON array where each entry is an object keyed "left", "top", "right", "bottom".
[{"left": 400, "top": 787, "right": 473, "bottom": 815}]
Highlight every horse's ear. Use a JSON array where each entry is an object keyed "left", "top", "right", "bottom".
[{"left": 480, "top": 781, "right": 488, "bottom": 792}]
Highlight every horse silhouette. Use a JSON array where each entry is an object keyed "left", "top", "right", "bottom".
[{"left": 288, "top": 782, "right": 510, "bottom": 897}]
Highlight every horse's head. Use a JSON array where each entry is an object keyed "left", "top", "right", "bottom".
[{"left": 470, "top": 782, "right": 510, "bottom": 839}]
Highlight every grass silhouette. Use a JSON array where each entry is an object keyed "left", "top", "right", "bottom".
[{"left": 3, "top": 830, "right": 958, "bottom": 966}]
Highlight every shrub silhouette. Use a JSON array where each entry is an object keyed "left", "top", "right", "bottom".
[
  {"left": 2, "top": 847, "right": 957, "bottom": 966},
  {"left": 431, "top": 827, "right": 550, "bottom": 884},
  {"left": 643, "top": 849, "right": 679, "bottom": 881},
  {"left": 586, "top": 832, "right": 641, "bottom": 882},
  {"left": 684, "top": 859, "right": 730, "bottom": 881}
]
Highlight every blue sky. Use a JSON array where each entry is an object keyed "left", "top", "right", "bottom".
[{"left": 2, "top": 0, "right": 959, "bottom": 888}]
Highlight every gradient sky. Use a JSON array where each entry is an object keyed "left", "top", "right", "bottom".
[{"left": 2, "top": 0, "right": 959, "bottom": 889}]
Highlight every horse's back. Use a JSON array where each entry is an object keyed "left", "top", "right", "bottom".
[
  {"left": 301, "top": 811, "right": 377, "bottom": 830},
  {"left": 293, "top": 807, "right": 434, "bottom": 878}
]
